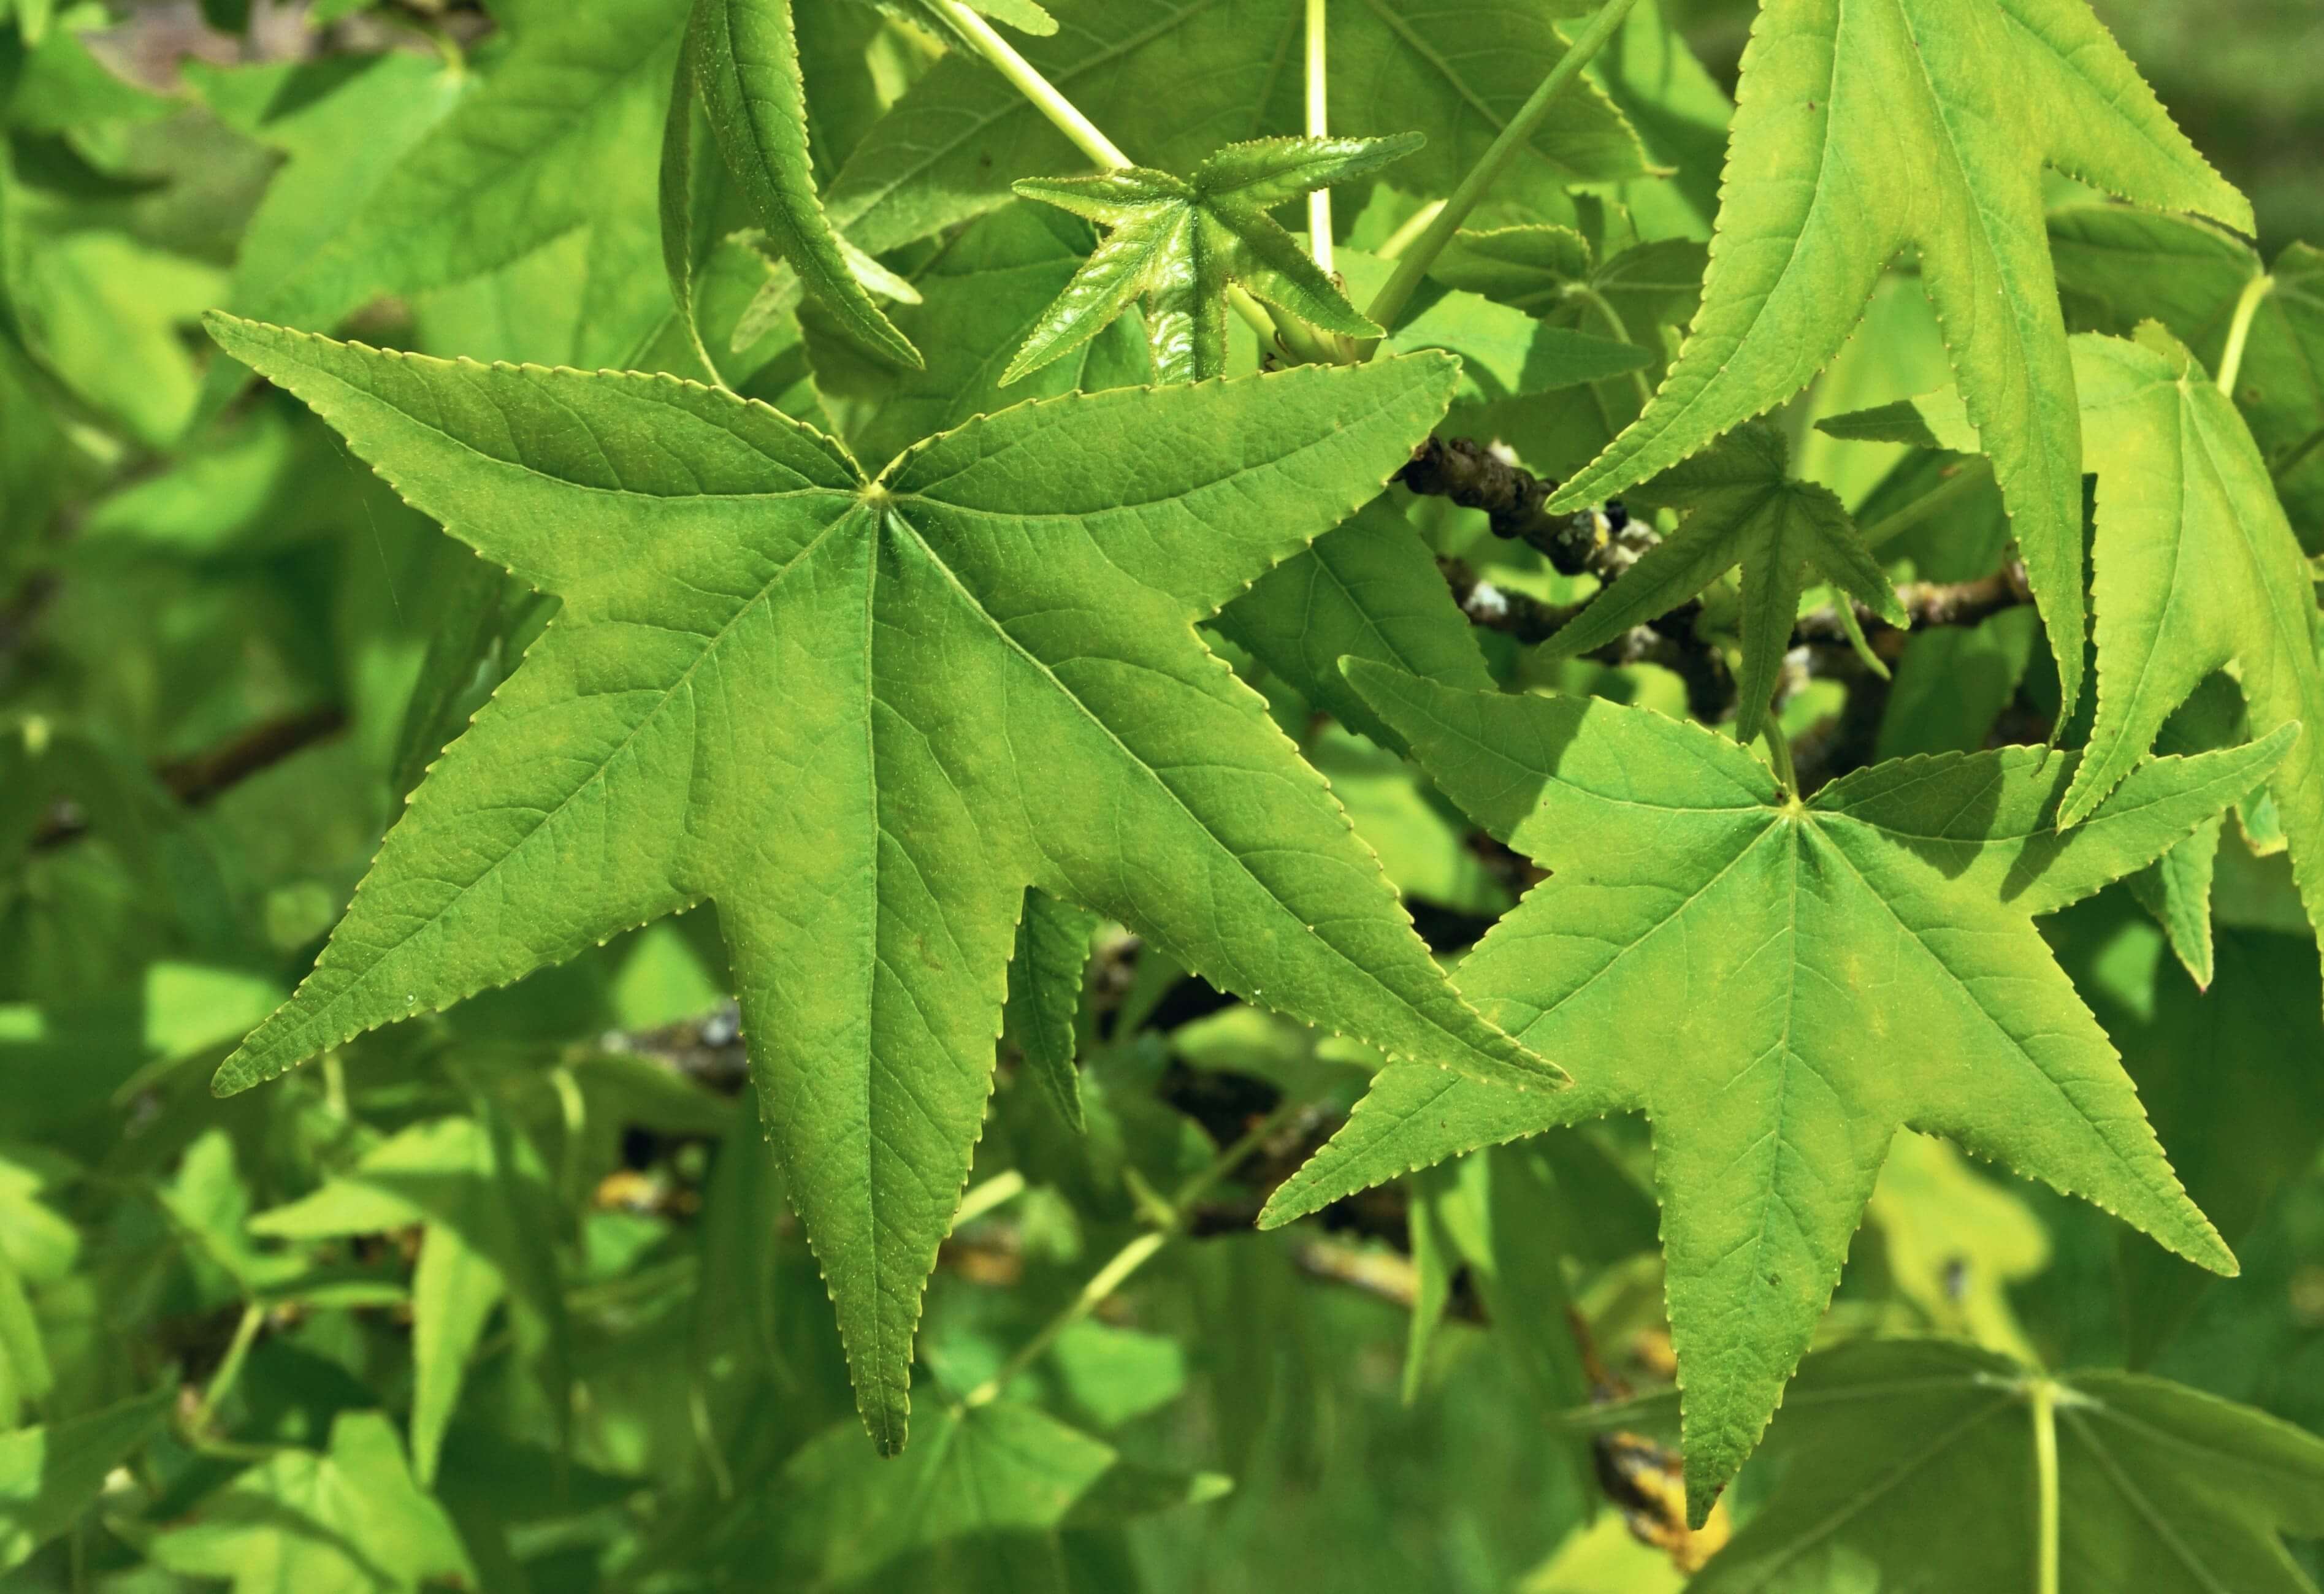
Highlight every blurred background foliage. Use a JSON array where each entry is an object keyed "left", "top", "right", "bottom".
[{"left": 0, "top": 2, "right": 2319, "bottom": 1591}]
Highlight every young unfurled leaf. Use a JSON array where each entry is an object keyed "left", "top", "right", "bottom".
[
  {"left": 1009, "top": 135, "right": 1420, "bottom": 383},
  {"left": 682, "top": 0, "right": 920, "bottom": 368},
  {"left": 825, "top": 0, "right": 1646, "bottom": 262},
  {"left": 1536, "top": 421, "right": 1905, "bottom": 740},
  {"left": 1547, "top": 0, "right": 2255, "bottom": 723},
  {"left": 203, "top": 317, "right": 1558, "bottom": 1453},
  {"left": 1664, "top": 1340, "right": 2324, "bottom": 1594},
  {"left": 1266, "top": 665, "right": 2293, "bottom": 1522}
]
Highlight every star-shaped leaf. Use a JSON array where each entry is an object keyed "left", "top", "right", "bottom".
[
  {"left": 1535, "top": 421, "right": 1906, "bottom": 739},
  {"left": 201, "top": 316, "right": 1558, "bottom": 1453},
  {"left": 1662, "top": 1340, "right": 2324, "bottom": 1594},
  {"left": 1545, "top": 0, "right": 2255, "bottom": 722},
  {"left": 1008, "top": 135, "right": 1420, "bottom": 384},
  {"left": 1264, "top": 663, "right": 2295, "bottom": 1520},
  {"left": 1822, "top": 327, "right": 2324, "bottom": 987}
]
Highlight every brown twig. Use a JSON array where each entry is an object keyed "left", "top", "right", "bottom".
[{"left": 31, "top": 704, "right": 348, "bottom": 850}]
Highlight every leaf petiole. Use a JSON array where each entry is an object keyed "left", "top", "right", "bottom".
[
  {"left": 1306, "top": 0, "right": 1334, "bottom": 275},
  {"left": 2029, "top": 1378, "right": 2061, "bottom": 1594},
  {"left": 1361, "top": 0, "right": 1643, "bottom": 340},
  {"left": 2214, "top": 271, "right": 2275, "bottom": 397},
  {"left": 928, "top": 0, "right": 1130, "bottom": 168}
]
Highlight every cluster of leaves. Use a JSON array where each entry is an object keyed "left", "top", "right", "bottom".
[{"left": 3, "top": 0, "right": 2323, "bottom": 1589}]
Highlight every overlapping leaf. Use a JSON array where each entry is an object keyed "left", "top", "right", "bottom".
[
  {"left": 676, "top": 0, "right": 920, "bottom": 367},
  {"left": 1825, "top": 327, "right": 2324, "bottom": 985},
  {"left": 204, "top": 0, "right": 686, "bottom": 396},
  {"left": 1265, "top": 665, "right": 2292, "bottom": 1519},
  {"left": 1536, "top": 421, "right": 1905, "bottom": 739},
  {"left": 1546, "top": 0, "right": 2255, "bottom": 720},
  {"left": 203, "top": 316, "right": 1558, "bottom": 1452},
  {"left": 2050, "top": 205, "right": 2324, "bottom": 550},
  {"left": 1657, "top": 1340, "right": 2324, "bottom": 1593},
  {"left": 1010, "top": 136, "right": 1416, "bottom": 383},
  {"left": 825, "top": 0, "right": 1647, "bottom": 260}
]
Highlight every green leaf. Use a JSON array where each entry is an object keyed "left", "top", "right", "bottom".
[
  {"left": 1681, "top": 1339, "right": 2324, "bottom": 1594},
  {"left": 1214, "top": 496, "right": 1494, "bottom": 757},
  {"left": 2052, "top": 891, "right": 2324, "bottom": 1368},
  {"left": 1539, "top": 421, "right": 1906, "bottom": 741},
  {"left": 145, "top": 1412, "right": 475, "bottom": 1594},
  {"left": 825, "top": 0, "right": 1648, "bottom": 261},
  {"left": 2050, "top": 206, "right": 2324, "bottom": 552},
  {"left": 0, "top": 1387, "right": 171, "bottom": 1573},
  {"left": 1004, "top": 888, "right": 1099, "bottom": 1130},
  {"left": 1010, "top": 135, "right": 1417, "bottom": 383},
  {"left": 1862, "top": 1131, "right": 2050, "bottom": 1363},
  {"left": 202, "top": 316, "right": 1557, "bottom": 1453},
  {"left": 2053, "top": 328, "right": 2324, "bottom": 980},
  {"left": 1876, "top": 608, "right": 2041, "bottom": 763},
  {"left": 186, "top": 52, "right": 470, "bottom": 413},
  {"left": 687, "top": 0, "right": 920, "bottom": 367},
  {"left": 800, "top": 199, "right": 1155, "bottom": 468},
  {"left": 251, "top": 1115, "right": 567, "bottom": 1484},
  {"left": 766, "top": 1401, "right": 1228, "bottom": 1587},
  {"left": 206, "top": 0, "right": 687, "bottom": 382},
  {"left": 1336, "top": 246, "right": 1655, "bottom": 403},
  {"left": 1548, "top": 0, "right": 2255, "bottom": 724},
  {"left": 1268, "top": 665, "right": 2294, "bottom": 1520}
]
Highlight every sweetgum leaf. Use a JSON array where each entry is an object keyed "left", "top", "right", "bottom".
[
  {"left": 1538, "top": 421, "right": 1905, "bottom": 741},
  {"left": 1824, "top": 326, "right": 2324, "bottom": 978},
  {"left": 1266, "top": 664, "right": 2293, "bottom": 1521},
  {"left": 686, "top": 0, "right": 920, "bottom": 368},
  {"left": 203, "top": 0, "right": 686, "bottom": 396},
  {"left": 825, "top": 0, "right": 1647, "bottom": 260},
  {"left": 1546, "top": 0, "right": 2255, "bottom": 723},
  {"left": 1010, "top": 135, "right": 1418, "bottom": 383},
  {"left": 2050, "top": 205, "right": 2324, "bottom": 552},
  {"left": 201, "top": 316, "right": 1558, "bottom": 1453},
  {"left": 1676, "top": 1340, "right": 2324, "bottom": 1594}
]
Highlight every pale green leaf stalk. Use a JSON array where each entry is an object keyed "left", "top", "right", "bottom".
[
  {"left": 202, "top": 315, "right": 1559, "bottom": 1455},
  {"left": 1007, "top": 135, "right": 1423, "bottom": 383},
  {"left": 1537, "top": 421, "right": 1906, "bottom": 742},
  {"left": 1681, "top": 1340, "right": 2324, "bottom": 1593},
  {"left": 1546, "top": 0, "right": 2257, "bottom": 726},
  {"left": 687, "top": 0, "right": 921, "bottom": 367},
  {"left": 1267, "top": 664, "right": 2292, "bottom": 1523}
]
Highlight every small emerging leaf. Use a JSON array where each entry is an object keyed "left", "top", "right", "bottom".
[{"left": 1009, "top": 135, "right": 1422, "bottom": 384}]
